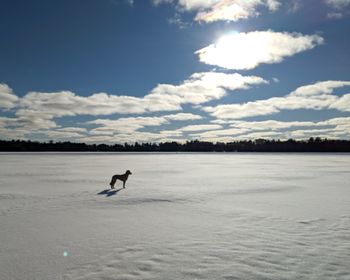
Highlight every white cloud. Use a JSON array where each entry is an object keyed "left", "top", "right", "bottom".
[
  {"left": 326, "top": 0, "right": 350, "bottom": 9},
  {"left": 154, "top": 0, "right": 281, "bottom": 23},
  {"left": 14, "top": 72, "right": 266, "bottom": 128},
  {"left": 79, "top": 130, "right": 185, "bottom": 144},
  {"left": 187, "top": 117, "right": 350, "bottom": 142},
  {"left": 84, "top": 115, "right": 220, "bottom": 143},
  {"left": 0, "top": 115, "right": 59, "bottom": 140},
  {"left": 330, "top": 93, "right": 350, "bottom": 111},
  {"left": 0, "top": 115, "right": 58, "bottom": 130},
  {"left": 179, "top": 124, "right": 222, "bottom": 132},
  {"left": 76, "top": 135, "right": 115, "bottom": 143},
  {"left": 87, "top": 113, "right": 206, "bottom": 135},
  {"left": 288, "top": 80, "right": 350, "bottom": 96},
  {"left": 195, "top": 0, "right": 280, "bottom": 22},
  {"left": 0, "top": 116, "right": 19, "bottom": 127},
  {"left": 87, "top": 116, "right": 169, "bottom": 134},
  {"left": 40, "top": 130, "right": 85, "bottom": 140},
  {"left": 0, "top": 127, "right": 28, "bottom": 140},
  {"left": 18, "top": 91, "right": 149, "bottom": 119},
  {"left": 284, "top": 126, "right": 350, "bottom": 140},
  {"left": 236, "top": 131, "right": 284, "bottom": 140},
  {"left": 189, "top": 127, "right": 248, "bottom": 138},
  {"left": 326, "top": 0, "right": 350, "bottom": 18},
  {"left": 0, "top": 84, "right": 19, "bottom": 109},
  {"left": 57, "top": 127, "right": 88, "bottom": 133},
  {"left": 327, "top": 11, "right": 344, "bottom": 18},
  {"left": 152, "top": 0, "right": 173, "bottom": 5},
  {"left": 196, "top": 30, "right": 324, "bottom": 70},
  {"left": 155, "top": 0, "right": 350, "bottom": 22},
  {"left": 88, "top": 129, "right": 114, "bottom": 136},
  {"left": 159, "top": 130, "right": 183, "bottom": 137},
  {"left": 229, "top": 120, "right": 325, "bottom": 131},
  {"left": 147, "top": 72, "right": 267, "bottom": 105},
  {"left": 287, "top": 0, "right": 303, "bottom": 13},
  {"left": 190, "top": 120, "right": 322, "bottom": 141},
  {"left": 203, "top": 100, "right": 279, "bottom": 119},
  {"left": 168, "top": 12, "right": 191, "bottom": 28},
  {"left": 86, "top": 113, "right": 203, "bottom": 138},
  {"left": 189, "top": 128, "right": 285, "bottom": 142},
  {"left": 203, "top": 80, "right": 350, "bottom": 120},
  {"left": 163, "top": 113, "right": 203, "bottom": 121}
]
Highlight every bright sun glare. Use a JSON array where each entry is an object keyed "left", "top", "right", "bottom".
[{"left": 197, "top": 31, "right": 270, "bottom": 70}]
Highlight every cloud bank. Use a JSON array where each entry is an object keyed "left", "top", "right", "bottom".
[
  {"left": 188, "top": 117, "right": 350, "bottom": 142},
  {"left": 0, "top": 72, "right": 267, "bottom": 141},
  {"left": 14, "top": 72, "right": 266, "bottom": 124},
  {"left": 202, "top": 81, "right": 350, "bottom": 119},
  {"left": 0, "top": 72, "right": 265, "bottom": 137},
  {"left": 1, "top": 79, "right": 350, "bottom": 143}
]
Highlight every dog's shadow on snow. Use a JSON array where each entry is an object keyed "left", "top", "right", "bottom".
[{"left": 97, "top": 188, "right": 123, "bottom": 197}]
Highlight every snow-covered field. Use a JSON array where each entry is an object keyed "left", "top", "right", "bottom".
[{"left": 0, "top": 153, "right": 349, "bottom": 280}]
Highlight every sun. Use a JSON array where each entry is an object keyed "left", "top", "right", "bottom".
[{"left": 196, "top": 31, "right": 270, "bottom": 70}]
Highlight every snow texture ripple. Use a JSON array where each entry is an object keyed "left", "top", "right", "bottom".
[{"left": 0, "top": 153, "right": 349, "bottom": 280}]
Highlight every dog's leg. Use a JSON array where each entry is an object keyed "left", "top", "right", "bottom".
[{"left": 123, "top": 180, "right": 126, "bottom": 188}]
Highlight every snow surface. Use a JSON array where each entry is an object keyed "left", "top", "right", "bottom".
[{"left": 0, "top": 152, "right": 350, "bottom": 280}]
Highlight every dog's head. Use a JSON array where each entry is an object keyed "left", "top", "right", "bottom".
[{"left": 126, "top": 170, "right": 132, "bottom": 175}]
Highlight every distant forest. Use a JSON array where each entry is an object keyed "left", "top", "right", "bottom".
[{"left": 1, "top": 138, "right": 350, "bottom": 152}]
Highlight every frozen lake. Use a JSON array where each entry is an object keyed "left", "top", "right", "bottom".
[{"left": 1, "top": 153, "right": 350, "bottom": 280}]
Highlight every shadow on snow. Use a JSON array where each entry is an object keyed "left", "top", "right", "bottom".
[{"left": 97, "top": 188, "right": 123, "bottom": 197}]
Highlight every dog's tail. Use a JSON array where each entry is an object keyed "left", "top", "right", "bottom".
[{"left": 109, "top": 175, "right": 116, "bottom": 188}]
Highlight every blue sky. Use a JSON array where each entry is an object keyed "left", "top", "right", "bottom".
[{"left": 1, "top": 0, "right": 350, "bottom": 143}]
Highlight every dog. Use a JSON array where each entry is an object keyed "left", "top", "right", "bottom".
[{"left": 109, "top": 170, "right": 132, "bottom": 189}]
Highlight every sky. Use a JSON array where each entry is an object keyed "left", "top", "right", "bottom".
[{"left": 1, "top": 0, "right": 350, "bottom": 143}]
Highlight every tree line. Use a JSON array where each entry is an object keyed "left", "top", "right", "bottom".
[{"left": 1, "top": 138, "right": 350, "bottom": 152}]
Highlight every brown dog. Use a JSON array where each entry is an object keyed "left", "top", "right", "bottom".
[{"left": 109, "top": 170, "right": 132, "bottom": 189}]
